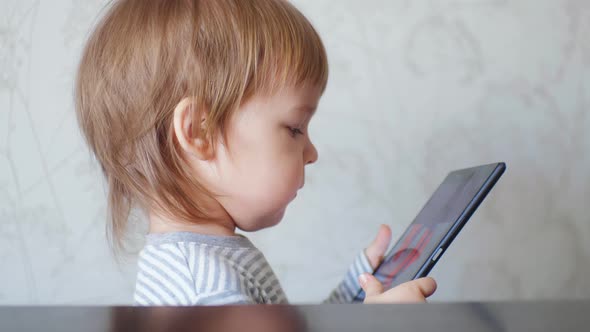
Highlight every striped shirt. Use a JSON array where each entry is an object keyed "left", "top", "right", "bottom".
[{"left": 133, "top": 232, "right": 373, "bottom": 305}]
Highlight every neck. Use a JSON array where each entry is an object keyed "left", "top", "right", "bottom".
[{"left": 148, "top": 211, "right": 237, "bottom": 237}]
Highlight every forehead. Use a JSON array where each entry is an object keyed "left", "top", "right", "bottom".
[
  {"left": 268, "top": 84, "right": 323, "bottom": 107},
  {"left": 235, "top": 84, "right": 322, "bottom": 122}
]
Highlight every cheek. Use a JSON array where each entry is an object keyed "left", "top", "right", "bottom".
[
  {"left": 220, "top": 122, "right": 304, "bottom": 211},
  {"left": 220, "top": 143, "right": 303, "bottom": 229},
  {"left": 246, "top": 146, "right": 303, "bottom": 199}
]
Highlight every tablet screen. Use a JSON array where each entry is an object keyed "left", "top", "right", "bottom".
[{"left": 372, "top": 163, "right": 500, "bottom": 291}]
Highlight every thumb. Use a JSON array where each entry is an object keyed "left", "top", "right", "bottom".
[{"left": 359, "top": 273, "right": 384, "bottom": 297}]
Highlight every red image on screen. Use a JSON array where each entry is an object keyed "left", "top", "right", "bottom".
[{"left": 379, "top": 224, "right": 433, "bottom": 289}]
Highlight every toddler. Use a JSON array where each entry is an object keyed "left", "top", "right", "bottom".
[{"left": 75, "top": 0, "right": 436, "bottom": 305}]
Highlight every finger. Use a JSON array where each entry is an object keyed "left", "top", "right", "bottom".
[
  {"left": 380, "top": 277, "right": 437, "bottom": 303},
  {"left": 414, "top": 277, "right": 437, "bottom": 298},
  {"left": 359, "top": 273, "right": 384, "bottom": 297},
  {"left": 365, "top": 224, "right": 392, "bottom": 268},
  {"left": 397, "top": 277, "right": 437, "bottom": 299}
]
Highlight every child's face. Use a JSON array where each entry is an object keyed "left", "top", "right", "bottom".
[{"left": 204, "top": 84, "right": 321, "bottom": 232}]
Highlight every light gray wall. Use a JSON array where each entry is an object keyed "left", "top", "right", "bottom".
[{"left": 1, "top": 0, "right": 589, "bottom": 304}]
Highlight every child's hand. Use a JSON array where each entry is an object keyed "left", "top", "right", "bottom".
[
  {"left": 359, "top": 274, "right": 437, "bottom": 303},
  {"left": 362, "top": 224, "right": 437, "bottom": 303},
  {"left": 364, "top": 224, "right": 392, "bottom": 269}
]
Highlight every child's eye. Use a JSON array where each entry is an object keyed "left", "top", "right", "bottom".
[{"left": 288, "top": 126, "right": 304, "bottom": 137}]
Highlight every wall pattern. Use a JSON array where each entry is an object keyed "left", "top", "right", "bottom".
[{"left": 1, "top": 0, "right": 588, "bottom": 304}]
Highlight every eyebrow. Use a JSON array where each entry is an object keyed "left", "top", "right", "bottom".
[{"left": 292, "top": 105, "right": 317, "bottom": 115}]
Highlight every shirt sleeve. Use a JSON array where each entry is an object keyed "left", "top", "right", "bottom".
[{"left": 322, "top": 249, "right": 374, "bottom": 304}]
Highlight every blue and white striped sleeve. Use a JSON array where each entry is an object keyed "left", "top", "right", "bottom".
[{"left": 322, "top": 250, "right": 374, "bottom": 304}]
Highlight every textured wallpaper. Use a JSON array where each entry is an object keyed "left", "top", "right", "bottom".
[{"left": 1, "top": 0, "right": 589, "bottom": 304}]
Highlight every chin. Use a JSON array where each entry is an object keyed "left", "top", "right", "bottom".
[
  {"left": 261, "top": 210, "right": 286, "bottom": 229},
  {"left": 236, "top": 209, "right": 285, "bottom": 232}
]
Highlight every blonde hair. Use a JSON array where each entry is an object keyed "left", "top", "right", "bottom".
[{"left": 75, "top": 0, "right": 328, "bottom": 254}]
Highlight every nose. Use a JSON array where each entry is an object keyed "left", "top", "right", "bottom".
[{"left": 304, "top": 139, "right": 318, "bottom": 165}]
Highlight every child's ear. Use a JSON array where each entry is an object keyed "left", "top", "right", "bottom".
[{"left": 173, "top": 97, "right": 213, "bottom": 160}]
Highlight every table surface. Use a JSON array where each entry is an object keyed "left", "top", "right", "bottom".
[{"left": 1, "top": 301, "right": 589, "bottom": 332}]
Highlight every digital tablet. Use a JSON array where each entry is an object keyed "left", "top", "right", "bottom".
[{"left": 353, "top": 162, "right": 506, "bottom": 302}]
